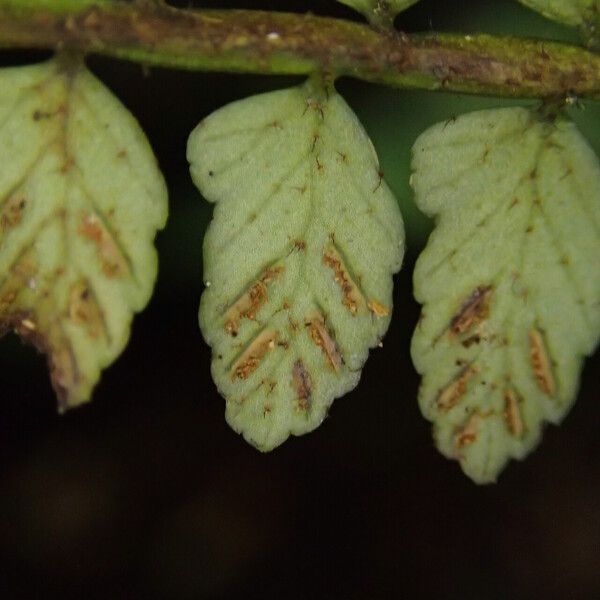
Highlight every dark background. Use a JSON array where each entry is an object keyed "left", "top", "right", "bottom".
[{"left": 1, "top": 1, "right": 600, "bottom": 598}]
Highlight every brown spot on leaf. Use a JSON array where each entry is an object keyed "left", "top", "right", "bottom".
[
  {"left": 461, "top": 334, "right": 481, "bottom": 348},
  {"left": 0, "top": 252, "right": 38, "bottom": 311},
  {"left": 288, "top": 315, "right": 299, "bottom": 333},
  {"left": 437, "top": 366, "right": 476, "bottom": 411},
  {"left": 224, "top": 265, "right": 284, "bottom": 336},
  {"left": 304, "top": 98, "right": 325, "bottom": 120},
  {"left": 367, "top": 299, "right": 390, "bottom": 317},
  {"left": 79, "top": 212, "right": 128, "bottom": 278},
  {"left": 311, "top": 133, "right": 320, "bottom": 152},
  {"left": 61, "top": 156, "right": 75, "bottom": 174},
  {"left": 261, "top": 379, "right": 277, "bottom": 395},
  {"left": 307, "top": 314, "right": 342, "bottom": 372},
  {"left": 293, "top": 239, "right": 306, "bottom": 252},
  {"left": 260, "top": 265, "right": 283, "bottom": 285},
  {"left": 79, "top": 213, "right": 103, "bottom": 243},
  {"left": 292, "top": 359, "right": 312, "bottom": 410},
  {"left": 455, "top": 413, "right": 482, "bottom": 450},
  {"left": 1, "top": 195, "right": 27, "bottom": 232},
  {"left": 69, "top": 281, "right": 104, "bottom": 339},
  {"left": 503, "top": 388, "right": 524, "bottom": 437},
  {"left": 225, "top": 282, "right": 266, "bottom": 336},
  {"left": 323, "top": 245, "right": 363, "bottom": 316},
  {"left": 32, "top": 109, "right": 53, "bottom": 121},
  {"left": 528, "top": 329, "right": 556, "bottom": 396},
  {"left": 450, "top": 286, "right": 493, "bottom": 337},
  {"left": 231, "top": 329, "right": 279, "bottom": 380}
]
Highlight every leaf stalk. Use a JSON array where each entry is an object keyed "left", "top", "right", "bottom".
[{"left": 0, "top": 1, "right": 599, "bottom": 100}]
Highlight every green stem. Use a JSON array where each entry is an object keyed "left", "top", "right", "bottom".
[{"left": 0, "top": 0, "right": 599, "bottom": 99}]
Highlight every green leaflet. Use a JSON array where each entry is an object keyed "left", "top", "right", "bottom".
[
  {"left": 0, "top": 59, "right": 168, "bottom": 409},
  {"left": 518, "top": 0, "right": 599, "bottom": 28},
  {"left": 336, "top": 0, "right": 420, "bottom": 22},
  {"left": 410, "top": 108, "right": 600, "bottom": 483},
  {"left": 188, "top": 79, "right": 404, "bottom": 451}
]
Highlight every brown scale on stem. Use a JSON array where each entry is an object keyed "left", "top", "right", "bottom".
[
  {"left": 224, "top": 265, "right": 284, "bottom": 336},
  {"left": 528, "top": 329, "right": 556, "bottom": 396}
]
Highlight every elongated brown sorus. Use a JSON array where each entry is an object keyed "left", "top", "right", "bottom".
[
  {"left": 292, "top": 359, "right": 312, "bottom": 410},
  {"left": 449, "top": 285, "right": 493, "bottom": 337},
  {"left": 436, "top": 366, "right": 476, "bottom": 411},
  {"left": 224, "top": 265, "right": 284, "bottom": 336},
  {"left": 69, "top": 281, "right": 104, "bottom": 340},
  {"left": 367, "top": 299, "right": 390, "bottom": 317},
  {"left": 307, "top": 314, "right": 342, "bottom": 371},
  {"left": 78, "top": 212, "right": 128, "bottom": 279},
  {"left": 231, "top": 329, "right": 279, "bottom": 380},
  {"left": 322, "top": 245, "right": 363, "bottom": 315},
  {"left": 454, "top": 412, "right": 482, "bottom": 450},
  {"left": 528, "top": 329, "right": 556, "bottom": 396},
  {"left": 503, "top": 388, "right": 524, "bottom": 437}
]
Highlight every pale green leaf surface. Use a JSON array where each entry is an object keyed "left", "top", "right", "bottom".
[
  {"left": 188, "top": 80, "right": 404, "bottom": 451},
  {"left": 518, "top": 0, "right": 599, "bottom": 27},
  {"left": 411, "top": 108, "right": 600, "bottom": 483},
  {"left": 0, "top": 59, "right": 168, "bottom": 409}
]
